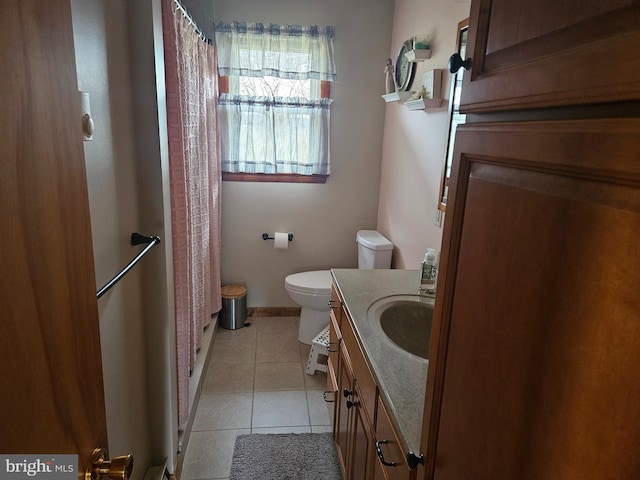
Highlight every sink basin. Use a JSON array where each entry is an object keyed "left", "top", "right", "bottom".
[{"left": 367, "top": 295, "right": 434, "bottom": 359}]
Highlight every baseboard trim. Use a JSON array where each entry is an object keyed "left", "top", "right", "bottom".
[{"left": 248, "top": 306, "right": 301, "bottom": 317}]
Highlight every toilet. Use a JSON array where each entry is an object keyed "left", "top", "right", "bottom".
[{"left": 285, "top": 230, "right": 393, "bottom": 344}]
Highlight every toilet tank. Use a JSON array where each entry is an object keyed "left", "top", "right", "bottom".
[{"left": 356, "top": 230, "right": 393, "bottom": 269}]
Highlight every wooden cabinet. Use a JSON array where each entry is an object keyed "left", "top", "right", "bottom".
[
  {"left": 331, "top": 303, "right": 376, "bottom": 480},
  {"left": 329, "top": 282, "right": 414, "bottom": 480},
  {"left": 461, "top": 0, "right": 640, "bottom": 112},
  {"left": 422, "top": 1, "right": 640, "bottom": 479},
  {"left": 326, "top": 285, "right": 342, "bottom": 423}
]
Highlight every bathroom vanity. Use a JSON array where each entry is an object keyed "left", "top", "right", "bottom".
[{"left": 327, "top": 269, "right": 433, "bottom": 480}]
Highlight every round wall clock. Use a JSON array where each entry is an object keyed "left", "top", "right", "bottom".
[{"left": 395, "top": 40, "right": 416, "bottom": 92}]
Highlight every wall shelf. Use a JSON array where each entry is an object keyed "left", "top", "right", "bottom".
[
  {"left": 405, "top": 48, "right": 431, "bottom": 62},
  {"left": 405, "top": 69, "right": 443, "bottom": 111},
  {"left": 382, "top": 91, "right": 414, "bottom": 103},
  {"left": 406, "top": 97, "right": 443, "bottom": 110}
]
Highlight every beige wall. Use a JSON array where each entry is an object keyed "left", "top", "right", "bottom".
[
  {"left": 378, "top": 0, "right": 470, "bottom": 268},
  {"left": 185, "top": 0, "right": 395, "bottom": 307},
  {"left": 70, "top": 1, "right": 152, "bottom": 477},
  {"left": 72, "top": 0, "right": 182, "bottom": 475}
]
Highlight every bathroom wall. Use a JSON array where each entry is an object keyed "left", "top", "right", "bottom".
[
  {"left": 184, "top": 0, "right": 395, "bottom": 307},
  {"left": 70, "top": 1, "right": 152, "bottom": 477},
  {"left": 377, "top": 0, "right": 470, "bottom": 268},
  {"left": 71, "top": 0, "right": 184, "bottom": 475},
  {"left": 66, "top": 0, "right": 469, "bottom": 474}
]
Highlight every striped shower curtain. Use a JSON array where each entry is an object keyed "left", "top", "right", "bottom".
[{"left": 162, "top": 0, "right": 222, "bottom": 430}]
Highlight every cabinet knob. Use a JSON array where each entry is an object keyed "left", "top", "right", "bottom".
[
  {"left": 346, "top": 399, "right": 358, "bottom": 409},
  {"left": 323, "top": 391, "right": 335, "bottom": 403},
  {"left": 448, "top": 52, "right": 471, "bottom": 73},
  {"left": 343, "top": 388, "right": 353, "bottom": 398},
  {"left": 328, "top": 300, "right": 341, "bottom": 309}
]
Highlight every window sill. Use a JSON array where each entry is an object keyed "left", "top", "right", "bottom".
[{"left": 222, "top": 172, "right": 328, "bottom": 184}]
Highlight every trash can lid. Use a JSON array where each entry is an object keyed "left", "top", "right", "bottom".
[{"left": 221, "top": 284, "right": 246, "bottom": 299}]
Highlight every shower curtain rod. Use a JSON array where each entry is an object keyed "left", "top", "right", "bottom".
[{"left": 173, "top": 0, "right": 212, "bottom": 44}]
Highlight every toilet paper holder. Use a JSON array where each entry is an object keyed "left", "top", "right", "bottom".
[{"left": 262, "top": 232, "right": 294, "bottom": 241}]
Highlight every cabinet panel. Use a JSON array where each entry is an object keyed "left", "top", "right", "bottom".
[
  {"left": 428, "top": 120, "right": 640, "bottom": 479},
  {"left": 329, "top": 309, "right": 341, "bottom": 373},
  {"left": 375, "top": 398, "right": 412, "bottom": 480},
  {"left": 331, "top": 283, "right": 343, "bottom": 329},
  {"left": 351, "top": 388, "right": 374, "bottom": 480},
  {"left": 336, "top": 343, "right": 354, "bottom": 479},
  {"left": 461, "top": 0, "right": 640, "bottom": 112},
  {"left": 327, "top": 357, "right": 338, "bottom": 432},
  {"left": 341, "top": 309, "right": 377, "bottom": 421}
]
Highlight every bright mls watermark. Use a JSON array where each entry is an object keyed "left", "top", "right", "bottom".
[{"left": 0, "top": 456, "right": 77, "bottom": 480}]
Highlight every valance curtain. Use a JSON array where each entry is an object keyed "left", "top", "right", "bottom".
[
  {"left": 215, "top": 22, "right": 336, "bottom": 176},
  {"left": 215, "top": 22, "right": 336, "bottom": 81}
]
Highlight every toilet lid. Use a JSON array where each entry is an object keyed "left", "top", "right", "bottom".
[{"left": 285, "top": 270, "right": 332, "bottom": 295}]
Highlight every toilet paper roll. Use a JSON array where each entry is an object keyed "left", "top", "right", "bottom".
[{"left": 274, "top": 232, "right": 289, "bottom": 249}]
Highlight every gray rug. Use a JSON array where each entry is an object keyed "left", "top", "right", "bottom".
[{"left": 229, "top": 432, "right": 342, "bottom": 480}]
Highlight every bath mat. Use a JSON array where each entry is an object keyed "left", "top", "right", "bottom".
[{"left": 229, "top": 432, "right": 341, "bottom": 480}]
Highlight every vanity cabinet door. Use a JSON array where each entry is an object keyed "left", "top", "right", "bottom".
[
  {"left": 351, "top": 385, "right": 375, "bottom": 480},
  {"left": 335, "top": 318, "right": 378, "bottom": 480},
  {"left": 461, "top": 0, "right": 640, "bottom": 112},
  {"left": 329, "top": 308, "right": 341, "bottom": 380},
  {"left": 341, "top": 304, "right": 377, "bottom": 425},
  {"left": 327, "top": 312, "right": 341, "bottom": 436},
  {"left": 426, "top": 119, "right": 640, "bottom": 479},
  {"left": 375, "top": 398, "right": 413, "bottom": 480},
  {"left": 335, "top": 341, "right": 355, "bottom": 479}
]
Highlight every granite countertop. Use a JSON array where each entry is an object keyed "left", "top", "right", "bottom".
[{"left": 330, "top": 268, "right": 433, "bottom": 458}]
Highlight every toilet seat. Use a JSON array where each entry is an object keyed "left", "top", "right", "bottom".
[{"left": 285, "top": 270, "right": 332, "bottom": 295}]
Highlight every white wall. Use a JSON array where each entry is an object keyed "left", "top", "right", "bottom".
[
  {"left": 70, "top": 1, "right": 152, "bottom": 477},
  {"left": 185, "top": 0, "right": 395, "bottom": 307},
  {"left": 378, "top": 0, "right": 470, "bottom": 268}
]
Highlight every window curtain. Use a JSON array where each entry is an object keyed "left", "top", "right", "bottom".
[
  {"left": 218, "top": 96, "right": 332, "bottom": 175},
  {"left": 215, "top": 22, "right": 336, "bottom": 175},
  {"left": 215, "top": 22, "right": 336, "bottom": 81},
  {"left": 162, "top": 0, "right": 222, "bottom": 430}
]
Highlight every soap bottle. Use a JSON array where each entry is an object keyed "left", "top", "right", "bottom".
[{"left": 420, "top": 248, "right": 437, "bottom": 293}]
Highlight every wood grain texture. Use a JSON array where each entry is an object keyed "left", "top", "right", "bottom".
[
  {"left": 0, "top": 0, "right": 107, "bottom": 462},
  {"left": 461, "top": 0, "right": 640, "bottom": 112},
  {"left": 426, "top": 120, "right": 640, "bottom": 479}
]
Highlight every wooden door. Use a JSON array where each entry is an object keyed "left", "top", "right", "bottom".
[
  {"left": 427, "top": 119, "right": 640, "bottom": 479},
  {"left": 422, "top": 1, "right": 640, "bottom": 478},
  {"left": 0, "top": 0, "right": 109, "bottom": 474},
  {"left": 350, "top": 385, "right": 373, "bottom": 480},
  {"left": 336, "top": 343, "right": 355, "bottom": 479}
]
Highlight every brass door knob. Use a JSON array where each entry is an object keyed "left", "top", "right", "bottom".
[{"left": 87, "top": 448, "right": 134, "bottom": 480}]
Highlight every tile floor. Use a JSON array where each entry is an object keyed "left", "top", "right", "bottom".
[{"left": 181, "top": 316, "right": 331, "bottom": 480}]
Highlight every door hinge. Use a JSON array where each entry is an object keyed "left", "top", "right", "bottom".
[{"left": 407, "top": 452, "right": 424, "bottom": 469}]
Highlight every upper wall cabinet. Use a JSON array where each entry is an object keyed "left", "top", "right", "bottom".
[{"left": 460, "top": 0, "right": 640, "bottom": 113}]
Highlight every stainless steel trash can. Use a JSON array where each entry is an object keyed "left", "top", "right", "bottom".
[{"left": 219, "top": 284, "right": 247, "bottom": 329}]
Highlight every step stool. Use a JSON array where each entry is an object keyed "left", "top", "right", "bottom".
[{"left": 305, "top": 324, "right": 330, "bottom": 375}]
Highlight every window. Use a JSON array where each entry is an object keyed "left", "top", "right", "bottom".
[{"left": 215, "top": 22, "right": 336, "bottom": 182}]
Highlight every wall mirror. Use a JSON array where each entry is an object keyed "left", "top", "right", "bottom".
[{"left": 439, "top": 18, "right": 469, "bottom": 211}]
